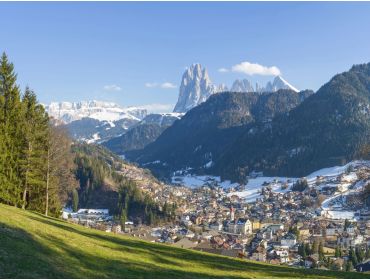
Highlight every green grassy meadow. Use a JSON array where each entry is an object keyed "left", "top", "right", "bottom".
[{"left": 0, "top": 203, "right": 366, "bottom": 278}]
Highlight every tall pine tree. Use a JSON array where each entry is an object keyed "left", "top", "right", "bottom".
[
  {"left": 20, "top": 87, "right": 49, "bottom": 211},
  {"left": 0, "top": 52, "right": 23, "bottom": 207}
]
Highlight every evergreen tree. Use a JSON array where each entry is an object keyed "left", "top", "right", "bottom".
[
  {"left": 19, "top": 87, "right": 49, "bottom": 211},
  {"left": 0, "top": 52, "right": 23, "bottom": 207},
  {"left": 334, "top": 246, "right": 339, "bottom": 258},
  {"left": 344, "top": 219, "right": 350, "bottom": 231},
  {"left": 298, "top": 243, "right": 306, "bottom": 258},
  {"left": 318, "top": 242, "right": 325, "bottom": 261},
  {"left": 72, "top": 189, "right": 79, "bottom": 212},
  {"left": 345, "top": 260, "right": 353, "bottom": 272},
  {"left": 120, "top": 208, "right": 127, "bottom": 231},
  {"left": 312, "top": 240, "right": 319, "bottom": 254},
  {"left": 366, "top": 247, "right": 370, "bottom": 259},
  {"left": 349, "top": 247, "right": 358, "bottom": 267},
  {"left": 304, "top": 243, "right": 311, "bottom": 256},
  {"left": 356, "top": 246, "right": 365, "bottom": 263}
]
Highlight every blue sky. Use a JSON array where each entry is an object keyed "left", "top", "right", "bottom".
[{"left": 1, "top": 2, "right": 370, "bottom": 112}]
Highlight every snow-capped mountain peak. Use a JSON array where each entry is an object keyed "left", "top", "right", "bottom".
[{"left": 270, "top": 75, "right": 299, "bottom": 92}]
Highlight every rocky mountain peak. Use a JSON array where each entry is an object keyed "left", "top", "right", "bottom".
[
  {"left": 231, "top": 79, "right": 254, "bottom": 93},
  {"left": 173, "top": 64, "right": 217, "bottom": 113}
]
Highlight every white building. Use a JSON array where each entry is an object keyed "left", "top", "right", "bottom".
[{"left": 280, "top": 233, "right": 297, "bottom": 248}]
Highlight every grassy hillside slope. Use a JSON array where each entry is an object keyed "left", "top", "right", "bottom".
[{"left": 0, "top": 204, "right": 365, "bottom": 278}]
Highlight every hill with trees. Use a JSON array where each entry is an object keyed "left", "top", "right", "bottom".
[
  {"left": 215, "top": 63, "right": 370, "bottom": 180},
  {"left": 103, "top": 123, "right": 168, "bottom": 154},
  {"left": 73, "top": 143, "right": 174, "bottom": 225},
  {"left": 103, "top": 113, "right": 182, "bottom": 155}
]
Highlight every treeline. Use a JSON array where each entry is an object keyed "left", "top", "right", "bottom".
[
  {"left": 115, "top": 174, "right": 176, "bottom": 227},
  {"left": 73, "top": 144, "right": 175, "bottom": 226},
  {"left": 0, "top": 53, "right": 77, "bottom": 216}
]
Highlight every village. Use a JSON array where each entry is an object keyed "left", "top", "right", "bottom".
[{"left": 63, "top": 161, "right": 370, "bottom": 273}]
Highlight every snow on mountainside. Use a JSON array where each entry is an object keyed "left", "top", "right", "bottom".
[
  {"left": 141, "top": 112, "right": 184, "bottom": 127},
  {"left": 265, "top": 76, "right": 299, "bottom": 93},
  {"left": 173, "top": 64, "right": 299, "bottom": 113},
  {"left": 45, "top": 100, "right": 147, "bottom": 124}
]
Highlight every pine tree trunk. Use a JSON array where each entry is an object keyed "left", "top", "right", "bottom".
[
  {"left": 45, "top": 148, "right": 50, "bottom": 216},
  {"left": 22, "top": 142, "right": 31, "bottom": 210}
]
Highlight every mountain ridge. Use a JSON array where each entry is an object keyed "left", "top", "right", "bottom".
[
  {"left": 215, "top": 62, "right": 370, "bottom": 180},
  {"left": 173, "top": 63, "right": 299, "bottom": 113}
]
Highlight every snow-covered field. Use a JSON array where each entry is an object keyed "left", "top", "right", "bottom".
[
  {"left": 86, "top": 133, "right": 101, "bottom": 144},
  {"left": 227, "top": 177, "right": 297, "bottom": 203},
  {"left": 171, "top": 174, "right": 239, "bottom": 189}
]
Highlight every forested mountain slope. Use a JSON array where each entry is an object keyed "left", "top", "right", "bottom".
[
  {"left": 103, "top": 113, "right": 182, "bottom": 155},
  {"left": 215, "top": 63, "right": 370, "bottom": 180},
  {"left": 129, "top": 89, "right": 313, "bottom": 179},
  {"left": 72, "top": 144, "right": 173, "bottom": 225}
]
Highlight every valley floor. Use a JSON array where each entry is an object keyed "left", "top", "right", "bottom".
[{"left": 0, "top": 204, "right": 366, "bottom": 279}]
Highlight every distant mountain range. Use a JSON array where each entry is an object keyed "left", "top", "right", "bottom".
[
  {"left": 45, "top": 99, "right": 182, "bottom": 148},
  {"left": 44, "top": 101, "right": 149, "bottom": 143},
  {"left": 128, "top": 62, "right": 370, "bottom": 182},
  {"left": 45, "top": 100, "right": 146, "bottom": 124},
  {"left": 173, "top": 63, "right": 298, "bottom": 113},
  {"left": 46, "top": 63, "right": 299, "bottom": 146}
]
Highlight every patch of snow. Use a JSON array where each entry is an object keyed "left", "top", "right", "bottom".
[
  {"left": 204, "top": 160, "right": 214, "bottom": 169},
  {"left": 171, "top": 174, "right": 238, "bottom": 189},
  {"left": 228, "top": 177, "right": 296, "bottom": 203},
  {"left": 86, "top": 133, "right": 100, "bottom": 144},
  {"left": 325, "top": 210, "right": 355, "bottom": 220},
  {"left": 142, "top": 160, "right": 161, "bottom": 166}
]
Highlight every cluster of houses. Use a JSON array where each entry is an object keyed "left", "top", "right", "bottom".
[{"left": 62, "top": 162, "right": 370, "bottom": 273}]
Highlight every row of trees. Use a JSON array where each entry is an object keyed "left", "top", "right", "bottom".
[
  {"left": 0, "top": 53, "right": 77, "bottom": 216},
  {"left": 298, "top": 241, "right": 325, "bottom": 261},
  {"left": 348, "top": 246, "right": 370, "bottom": 267}
]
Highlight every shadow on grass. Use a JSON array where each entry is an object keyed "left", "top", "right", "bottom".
[
  {"left": 0, "top": 222, "right": 67, "bottom": 278},
  {"left": 24, "top": 214, "right": 367, "bottom": 279}
]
